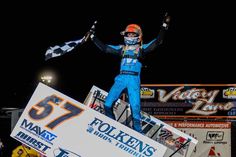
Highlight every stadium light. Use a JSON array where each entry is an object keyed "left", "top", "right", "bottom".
[
  {"left": 39, "top": 69, "right": 57, "bottom": 86},
  {"left": 41, "top": 75, "right": 53, "bottom": 83}
]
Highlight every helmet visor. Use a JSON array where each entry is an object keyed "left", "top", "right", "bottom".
[{"left": 124, "top": 32, "right": 139, "bottom": 37}]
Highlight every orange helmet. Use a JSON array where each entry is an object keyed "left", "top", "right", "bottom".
[
  {"left": 121, "top": 24, "right": 143, "bottom": 45},
  {"left": 121, "top": 24, "right": 142, "bottom": 36}
]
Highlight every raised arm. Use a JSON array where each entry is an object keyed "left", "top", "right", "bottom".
[
  {"left": 142, "top": 13, "right": 171, "bottom": 55},
  {"left": 91, "top": 35, "right": 122, "bottom": 55}
]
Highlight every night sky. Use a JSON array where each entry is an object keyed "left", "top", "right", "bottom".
[{"left": 1, "top": 1, "right": 235, "bottom": 108}]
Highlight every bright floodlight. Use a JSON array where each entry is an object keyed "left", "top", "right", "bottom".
[
  {"left": 41, "top": 75, "right": 53, "bottom": 83},
  {"left": 39, "top": 69, "right": 57, "bottom": 85}
]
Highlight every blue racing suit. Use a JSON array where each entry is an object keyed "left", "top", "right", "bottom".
[{"left": 91, "top": 27, "right": 166, "bottom": 133}]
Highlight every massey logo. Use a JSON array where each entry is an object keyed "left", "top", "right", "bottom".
[
  {"left": 206, "top": 131, "right": 224, "bottom": 141},
  {"left": 21, "top": 119, "right": 57, "bottom": 144},
  {"left": 223, "top": 87, "right": 236, "bottom": 99},
  {"left": 141, "top": 88, "right": 155, "bottom": 99},
  {"left": 54, "top": 148, "right": 81, "bottom": 157}
]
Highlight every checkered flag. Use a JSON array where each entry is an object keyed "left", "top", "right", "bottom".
[{"left": 45, "top": 21, "right": 97, "bottom": 61}]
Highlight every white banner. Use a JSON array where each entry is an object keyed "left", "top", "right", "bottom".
[
  {"left": 83, "top": 85, "right": 198, "bottom": 157},
  {"left": 166, "top": 121, "right": 231, "bottom": 157},
  {"left": 10, "top": 83, "right": 167, "bottom": 157}
]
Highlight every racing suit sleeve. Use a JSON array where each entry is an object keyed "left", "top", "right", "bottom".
[
  {"left": 91, "top": 35, "right": 122, "bottom": 56},
  {"left": 142, "top": 26, "right": 167, "bottom": 55}
]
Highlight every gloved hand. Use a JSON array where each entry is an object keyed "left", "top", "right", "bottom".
[
  {"left": 83, "top": 31, "right": 92, "bottom": 42},
  {"left": 162, "top": 12, "right": 171, "bottom": 30},
  {"left": 89, "top": 28, "right": 95, "bottom": 39},
  {"left": 82, "top": 27, "right": 95, "bottom": 43},
  {"left": 82, "top": 21, "right": 97, "bottom": 42}
]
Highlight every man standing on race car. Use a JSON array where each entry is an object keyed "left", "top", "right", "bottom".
[{"left": 90, "top": 13, "right": 171, "bottom": 133}]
